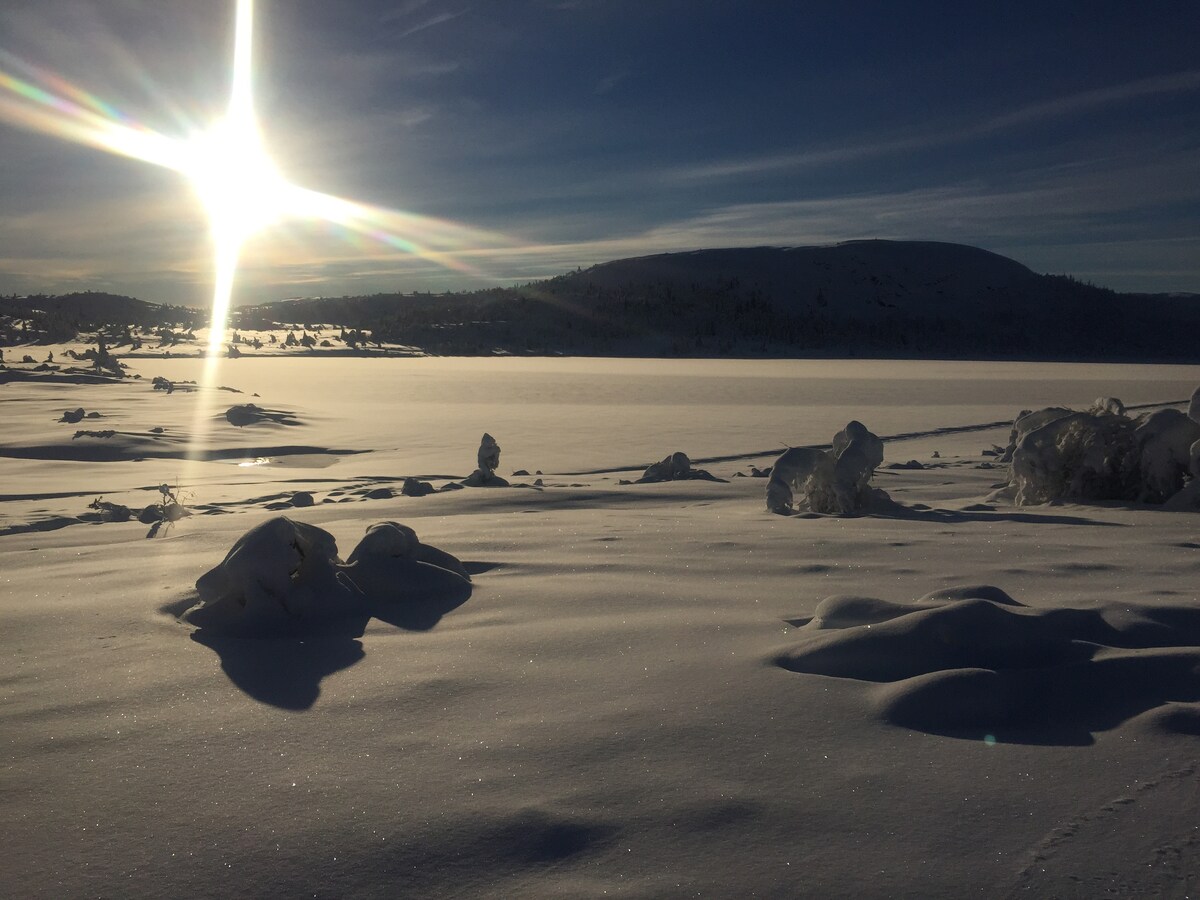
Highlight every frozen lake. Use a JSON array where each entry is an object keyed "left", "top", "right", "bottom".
[
  {"left": 4, "top": 353, "right": 1200, "bottom": 898},
  {"left": 143, "top": 356, "right": 1200, "bottom": 474}
]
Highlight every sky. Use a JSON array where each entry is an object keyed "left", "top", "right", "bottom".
[{"left": 0, "top": 0, "right": 1197, "bottom": 306}]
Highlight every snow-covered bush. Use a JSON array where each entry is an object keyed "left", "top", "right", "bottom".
[
  {"left": 478, "top": 433, "right": 500, "bottom": 475},
  {"left": 1000, "top": 407, "right": 1072, "bottom": 462},
  {"left": 1010, "top": 411, "right": 1139, "bottom": 505},
  {"left": 1090, "top": 397, "right": 1126, "bottom": 417},
  {"left": 463, "top": 433, "right": 508, "bottom": 486},
  {"left": 767, "top": 421, "right": 886, "bottom": 515},
  {"left": 1135, "top": 409, "right": 1200, "bottom": 503},
  {"left": 1007, "top": 389, "right": 1200, "bottom": 509}
]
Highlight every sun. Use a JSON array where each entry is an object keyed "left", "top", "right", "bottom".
[
  {"left": 182, "top": 102, "right": 291, "bottom": 356},
  {"left": 185, "top": 114, "right": 289, "bottom": 251},
  {"left": 177, "top": 0, "right": 292, "bottom": 354},
  {"left": 184, "top": 0, "right": 287, "bottom": 251},
  {"left": 0, "top": 0, "right": 510, "bottom": 350}
]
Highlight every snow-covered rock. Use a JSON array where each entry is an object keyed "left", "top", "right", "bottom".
[
  {"left": 635, "top": 451, "right": 723, "bottom": 483},
  {"left": 187, "top": 517, "right": 361, "bottom": 636},
  {"left": 402, "top": 477, "right": 435, "bottom": 497},
  {"left": 340, "top": 520, "right": 470, "bottom": 592},
  {"left": 1190, "top": 385, "right": 1200, "bottom": 424},
  {"left": 184, "top": 518, "right": 471, "bottom": 636}
]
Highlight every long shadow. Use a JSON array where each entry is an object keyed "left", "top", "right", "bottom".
[
  {"left": 880, "top": 650, "right": 1200, "bottom": 747},
  {"left": 780, "top": 494, "right": 1126, "bottom": 528},
  {"left": 368, "top": 576, "right": 473, "bottom": 631},
  {"left": 862, "top": 500, "right": 1127, "bottom": 528},
  {"left": 172, "top": 569, "right": 480, "bottom": 710},
  {"left": 191, "top": 631, "right": 367, "bottom": 711}
]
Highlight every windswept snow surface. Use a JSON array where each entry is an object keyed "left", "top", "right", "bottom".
[{"left": 3, "top": 356, "right": 1200, "bottom": 898}]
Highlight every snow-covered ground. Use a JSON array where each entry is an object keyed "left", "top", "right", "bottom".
[{"left": 2, "top": 355, "right": 1200, "bottom": 897}]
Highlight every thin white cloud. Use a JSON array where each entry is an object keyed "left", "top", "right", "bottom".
[
  {"left": 670, "top": 69, "right": 1200, "bottom": 182},
  {"left": 593, "top": 71, "right": 628, "bottom": 96},
  {"left": 981, "top": 69, "right": 1200, "bottom": 132},
  {"left": 393, "top": 9, "right": 469, "bottom": 41}
]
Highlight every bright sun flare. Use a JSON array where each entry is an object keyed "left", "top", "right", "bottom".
[
  {"left": 0, "top": 0, "right": 517, "bottom": 473},
  {"left": 0, "top": 0, "right": 512, "bottom": 359},
  {"left": 186, "top": 116, "right": 289, "bottom": 249},
  {"left": 183, "top": 0, "right": 291, "bottom": 354}
]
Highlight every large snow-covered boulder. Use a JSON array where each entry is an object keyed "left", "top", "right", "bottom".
[
  {"left": 340, "top": 522, "right": 473, "bottom": 627},
  {"left": 184, "top": 518, "right": 471, "bottom": 636},
  {"left": 187, "top": 517, "right": 362, "bottom": 636}
]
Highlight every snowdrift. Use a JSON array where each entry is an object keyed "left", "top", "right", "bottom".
[{"left": 776, "top": 585, "right": 1200, "bottom": 743}]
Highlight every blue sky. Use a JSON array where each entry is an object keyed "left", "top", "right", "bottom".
[{"left": 0, "top": 0, "right": 1197, "bottom": 305}]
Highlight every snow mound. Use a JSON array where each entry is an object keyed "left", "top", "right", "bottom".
[
  {"left": 183, "top": 517, "right": 470, "bottom": 637},
  {"left": 776, "top": 586, "right": 1200, "bottom": 743},
  {"left": 1006, "top": 396, "right": 1200, "bottom": 507},
  {"left": 766, "top": 421, "right": 886, "bottom": 514},
  {"left": 634, "top": 451, "right": 724, "bottom": 483},
  {"left": 402, "top": 477, "right": 435, "bottom": 497},
  {"left": 224, "top": 403, "right": 301, "bottom": 427},
  {"left": 343, "top": 521, "right": 471, "bottom": 597}
]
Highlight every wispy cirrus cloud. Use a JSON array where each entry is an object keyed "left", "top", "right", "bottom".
[
  {"left": 390, "top": 8, "right": 470, "bottom": 41},
  {"left": 670, "top": 69, "right": 1200, "bottom": 182},
  {"left": 981, "top": 68, "right": 1200, "bottom": 131}
]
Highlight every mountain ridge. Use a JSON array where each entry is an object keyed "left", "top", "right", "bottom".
[{"left": 3, "top": 242, "right": 1197, "bottom": 361}]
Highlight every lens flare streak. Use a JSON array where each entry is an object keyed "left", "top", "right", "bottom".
[
  {"left": 0, "top": 0, "right": 519, "bottom": 470},
  {"left": 0, "top": 0, "right": 510, "bottom": 331}
]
